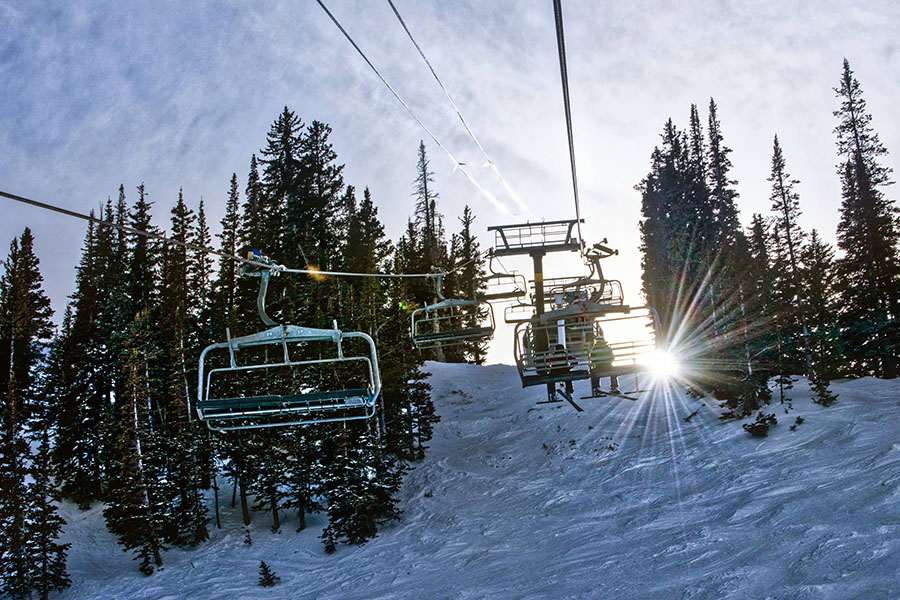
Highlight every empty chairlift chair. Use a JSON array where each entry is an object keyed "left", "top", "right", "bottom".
[
  {"left": 194, "top": 256, "right": 381, "bottom": 431},
  {"left": 477, "top": 252, "right": 528, "bottom": 303},
  {"left": 411, "top": 272, "right": 495, "bottom": 349}
]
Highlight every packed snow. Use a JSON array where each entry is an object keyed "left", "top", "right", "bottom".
[{"left": 58, "top": 362, "right": 900, "bottom": 599}]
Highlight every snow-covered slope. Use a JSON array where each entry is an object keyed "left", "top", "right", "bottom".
[{"left": 59, "top": 363, "right": 900, "bottom": 599}]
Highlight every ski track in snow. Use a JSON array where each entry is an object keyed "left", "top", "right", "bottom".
[{"left": 58, "top": 364, "right": 900, "bottom": 599}]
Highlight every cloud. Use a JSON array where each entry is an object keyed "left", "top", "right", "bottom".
[{"left": 2, "top": 0, "right": 899, "bottom": 363}]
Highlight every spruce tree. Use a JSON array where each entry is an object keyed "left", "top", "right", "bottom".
[
  {"left": 320, "top": 427, "right": 404, "bottom": 551},
  {"left": 214, "top": 174, "right": 242, "bottom": 334},
  {"left": 0, "top": 228, "right": 55, "bottom": 411},
  {"left": 103, "top": 312, "right": 168, "bottom": 575},
  {"left": 50, "top": 218, "right": 111, "bottom": 507},
  {"left": 410, "top": 141, "right": 448, "bottom": 361},
  {"left": 27, "top": 425, "right": 71, "bottom": 599},
  {"left": 0, "top": 377, "right": 31, "bottom": 599},
  {"left": 801, "top": 230, "right": 842, "bottom": 403},
  {"left": 768, "top": 135, "right": 814, "bottom": 376},
  {"left": 258, "top": 561, "right": 279, "bottom": 586},
  {"left": 127, "top": 183, "right": 161, "bottom": 319},
  {"left": 445, "top": 205, "right": 487, "bottom": 364},
  {"left": 833, "top": 59, "right": 900, "bottom": 377}
]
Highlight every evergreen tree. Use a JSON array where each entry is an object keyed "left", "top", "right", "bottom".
[
  {"left": 0, "top": 377, "right": 31, "bottom": 598},
  {"left": 157, "top": 191, "right": 210, "bottom": 547},
  {"left": 408, "top": 142, "right": 448, "bottom": 361},
  {"left": 103, "top": 312, "right": 168, "bottom": 575},
  {"left": 833, "top": 59, "right": 900, "bottom": 377},
  {"left": 768, "top": 135, "right": 814, "bottom": 377},
  {"left": 0, "top": 228, "right": 54, "bottom": 411},
  {"left": 258, "top": 561, "right": 279, "bottom": 586},
  {"left": 320, "top": 427, "right": 404, "bottom": 551},
  {"left": 706, "top": 99, "right": 742, "bottom": 254},
  {"left": 737, "top": 214, "right": 776, "bottom": 413},
  {"left": 260, "top": 107, "right": 304, "bottom": 261},
  {"left": 26, "top": 425, "right": 71, "bottom": 599},
  {"left": 127, "top": 183, "right": 161, "bottom": 319},
  {"left": 50, "top": 218, "right": 111, "bottom": 507},
  {"left": 214, "top": 174, "right": 242, "bottom": 334},
  {"left": 767, "top": 220, "right": 796, "bottom": 404},
  {"left": 245, "top": 431, "right": 290, "bottom": 533},
  {"left": 801, "top": 230, "right": 842, "bottom": 403},
  {"left": 191, "top": 197, "right": 214, "bottom": 339},
  {"left": 413, "top": 141, "right": 446, "bottom": 271},
  {"left": 445, "top": 205, "right": 487, "bottom": 364}
]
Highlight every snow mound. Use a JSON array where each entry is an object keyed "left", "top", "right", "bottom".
[{"left": 59, "top": 363, "right": 900, "bottom": 599}]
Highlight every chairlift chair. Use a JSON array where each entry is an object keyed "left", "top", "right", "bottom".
[
  {"left": 476, "top": 252, "right": 528, "bottom": 302},
  {"left": 504, "top": 300, "right": 535, "bottom": 324},
  {"left": 410, "top": 272, "right": 495, "bottom": 349},
  {"left": 194, "top": 252, "right": 381, "bottom": 431},
  {"left": 513, "top": 303, "right": 661, "bottom": 391}
]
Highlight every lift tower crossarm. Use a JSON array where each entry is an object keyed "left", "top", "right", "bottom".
[{"left": 488, "top": 219, "right": 583, "bottom": 257}]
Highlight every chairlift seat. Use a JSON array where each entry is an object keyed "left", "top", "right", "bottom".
[
  {"left": 201, "top": 388, "right": 371, "bottom": 417},
  {"left": 414, "top": 326, "right": 494, "bottom": 342}
]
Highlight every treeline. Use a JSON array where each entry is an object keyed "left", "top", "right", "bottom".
[
  {"left": 0, "top": 106, "right": 486, "bottom": 589},
  {"left": 640, "top": 59, "right": 896, "bottom": 414}
]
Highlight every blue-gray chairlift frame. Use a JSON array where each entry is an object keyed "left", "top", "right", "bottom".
[
  {"left": 410, "top": 272, "right": 495, "bottom": 349},
  {"left": 476, "top": 252, "right": 528, "bottom": 303},
  {"left": 194, "top": 261, "right": 381, "bottom": 431}
]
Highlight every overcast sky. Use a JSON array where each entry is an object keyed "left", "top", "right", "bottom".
[{"left": 3, "top": 0, "right": 899, "bottom": 364}]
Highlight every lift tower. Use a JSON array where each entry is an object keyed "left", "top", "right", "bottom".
[{"left": 489, "top": 219, "right": 583, "bottom": 401}]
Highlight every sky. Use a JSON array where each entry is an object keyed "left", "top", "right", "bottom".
[{"left": 2, "top": 0, "right": 900, "bottom": 364}]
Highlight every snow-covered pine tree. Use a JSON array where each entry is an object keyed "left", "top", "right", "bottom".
[
  {"left": 0, "top": 377, "right": 32, "bottom": 599},
  {"left": 49, "top": 215, "right": 113, "bottom": 507},
  {"left": 244, "top": 431, "right": 290, "bottom": 533},
  {"left": 284, "top": 428, "right": 323, "bottom": 532},
  {"left": 767, "top": 136, "right": 815, "bottom": 377},
  {"left": 320, "top": 426, "right": 404, "bottom": 551},
  {"left": 26, "top": 425, "right": 72, "bottom": 599},
  {"left": 801, "top": 230, "right": 841, "bottom": 405},
  {"left": 103, "top": 312, "right": 169, "bottom": 575},
  {"left": 189, "top": 197, "right": 217, "bottom": 494},
  {"left": 833, "top": 59, "right": 900, "bottom": 378},
  {"left": 444, "top": 205, "right": 487, "bottom": 364},
  {"left": 258, "top": 560, "right": 279, "bottom": 586},
  {"left": 0, "top": 228, "right": 55, "bottom": 414},
  {"left": 157, "top": 191, "right": 210, "bottom": 547}
]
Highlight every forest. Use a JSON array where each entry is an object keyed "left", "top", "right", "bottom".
[{"left": 1, "top": 58, "right": 897, "bottom": 597}]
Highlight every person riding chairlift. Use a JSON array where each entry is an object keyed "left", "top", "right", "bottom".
[{"left": 589, "top": 328, "right": 619, "bottom": 396}]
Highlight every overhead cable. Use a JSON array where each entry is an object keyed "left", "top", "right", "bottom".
[
  {"left": 314, "top": 0, "right": 517, "bottom": 218},
  {"left": 386, "top": 0, "right": 534, "bottom": 219},
  {"left": 0, "top": 189, "right": 470, "bottom": 279},
  {"left": 552, "top": 0, "right": 584, "bottom": 252}
]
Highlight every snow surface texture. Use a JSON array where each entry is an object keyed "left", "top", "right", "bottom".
[{"left": 59, "top": 363, "right": 900, "bottom": 599}]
